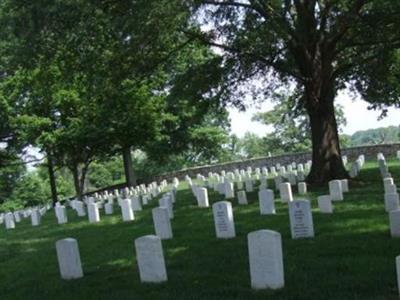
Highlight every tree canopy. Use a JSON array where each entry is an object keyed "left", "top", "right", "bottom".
[{"left": 188, "top": 0, "right": 400, "bottom": 183}]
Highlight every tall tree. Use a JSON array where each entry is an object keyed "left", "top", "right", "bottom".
[
  {"left": 252, "top": 92, "right": 347, "bottom": 154},
  {"left": 188, "top": 0, "right": 400, "bottom": 184}
]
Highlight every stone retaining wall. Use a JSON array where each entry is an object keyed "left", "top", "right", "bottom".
[{"left": 150, "top": 143, "right": 400, "bottom": 183}]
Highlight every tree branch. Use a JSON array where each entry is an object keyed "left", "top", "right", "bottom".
[{"left": 328, "top": 0, "right": 368, "bottom": 49}]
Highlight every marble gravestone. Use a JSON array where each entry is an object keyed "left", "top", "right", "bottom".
[
  {"left": 298, "top": 182, "right": 307, "bottom": 195},
  {"left": 289, "top": 200, "right": 314, "bottom": 239},
  {"left": 385, "top": 193, "right": 400, "bottom": 212},
  {"left": 341, "top": 179, "right": 349, "bottom": 193},
  {"left": 384, "top": 178, "right": 394, "bottom": 191},
  {"left": 279, "top": 183, "right": 293, "bottom": 203},
  {"left": 159, "top": 197, "right": 174, "bottom": 219},
  {"left": 225, "top": 182, "right": 235, "bottom": 199},
  {"left": 5, "top": 212, "right": 15, "bottom": 229},
  {"left": 75, "top": 201, "right": 86, "bottom": 217},
  {"left": 135, "top": 235, "right": 167, "bottom": 283},
  {"left": 329, "top": 180, "right": 343, "bottom": 201},
  {"left": 258, "top": 189, "right": 276, "bottom": 215},
  {"left": 56, "top": 238, "right": 83, "bottom": 280},
  {"left": 196, "top": 187, "right": 209, "bottom": 208},
  {"left": 121, "top": 199, "right": 135, "bottom": 222},
  {"left": 212, "top": 201, "right": 236, "bottom": 239},
  {"left": 88, "top": 202, "right": 100, "bottom": 223},
  {"left": 31, "top": 209, "right": 41, "bottom": 226},
  {"left": 56, "top": 206, "right": 68, "bottom": 224},
  {"left": 13, "top": 211, "right": 21, "bottom": 223},
  {"left": 104, "top": 203, "right": 113, "bottom": 215},
  {"left": 390, "top": 210, "right": 400, "bottom": 237},
  {"left": 386, "top": 184, "right": 397, "bottom": 195},
  {"left": 317, "top": 195, "right": 333, "bottom": 213},
  {"left": 152, "top": 207, "right": 173, "bottom": 240},
  {"left": 248, "top": 230, "right": 284, "bottom": 290},
  {"left": 237, "top": 190, "right": 248, "bottom": 205},
  {"left": 245, "top": 180, "right": 254, "bottom": 192},
  {"left": 130, "top": 197, "right": 142, "bottom": 211},
  {"left": 397, "top": 256, "right": 400, "bottom": 296}
]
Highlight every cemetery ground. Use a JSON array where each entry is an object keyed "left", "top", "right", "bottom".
[{"left": 1, "top": 161, "right": 400, "bottom": 300}]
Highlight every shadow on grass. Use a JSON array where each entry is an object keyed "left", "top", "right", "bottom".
[{"left": 1, "top": 160, "right": 400, "bottom": 299}]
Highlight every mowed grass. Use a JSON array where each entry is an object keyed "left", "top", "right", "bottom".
[{"left": 1, "top": 160, "right": 400, "bottom": 300}]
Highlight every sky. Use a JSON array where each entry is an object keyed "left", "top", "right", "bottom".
[{"left": 228, "top": 90, "right": 400, "bottom": 138}]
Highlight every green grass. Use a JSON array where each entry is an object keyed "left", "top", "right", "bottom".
[{"left": 1, "top": 160, "right": 400, "bottom": 299}]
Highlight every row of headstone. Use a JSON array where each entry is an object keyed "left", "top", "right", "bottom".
[
  {"left": 56, "top": 230, "right": 285, "bottom": 290},
  {"left": 349, "top": 155, "right": 365, "bottom": 178},
  {"left": 211, "top": 198, "right": 315, "bottom": 240},
  {"left": 2, "top": 204, "right": 52, "bottom": 230},
  {"left": 379, "top": 153, "right": 400, "bottom": 238}
]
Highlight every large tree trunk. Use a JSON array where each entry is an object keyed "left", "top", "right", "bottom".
[
  {"left": 122, "top": 147, "right": 136, "bottom": 187},
  {"left": 46, "top": 152, "right": 58, "bottom": 206},
  {"left": 71, "top": 165, "right": 81, "bottom": 200},
  {"left": 71, "top": 163, "right": 89, "bottom": 201},
  {"left": 306, "top": 94, "right": 349, "bottom": 185}
]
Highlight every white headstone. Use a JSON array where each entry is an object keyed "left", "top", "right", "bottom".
[
  {"left": 5, "top": 212, "right": 15, "bottom": 229},
  {"left": 396, "top": 255, "right": 400, "bottom": 296},
  {"left": 386, "top": 184, "right": 397, "bottom": 195},
  {"left": 75, "top": 201, "right": 86, "bottom": 217},
  {"left": 317, "top": 195, "right": 333, "bottom": 213},
  {"left": 341, "top": 179, "right": 349, "bottom": 192},
  {"left": 279, "top": 183, "right": 293, "bottom": 203},
  {"left": 56, "top": 238, "right": 83, "bottom": 279},
  {"left": 212, "top": 201, "right": 236, "bottom": 239},
  {"left": 329, "top": 180, "right": 343, "bottom": 201},
  {"left": 385, "top": 193, "right": 400, "bottom": 212},
  {"left": 289, "top": 200, "right": 314, "bottom": 239},
  {"left": 56, "top": 206, "right": 68, "bottom": 224},
  {"left": 131, "top": 197, "right": 143, "bottom": 211},
  {"left": 87, "top": 203, "right": 100, "bottom": 223},
  {"left": 225, "top": 182, "right": 235, "bottom": 199},
  {"left": 159, "top": 197, "right": 174, "bottom": 219},
  {"left": 152, "top": 207, "right": 173, "bottom": 240},
  {"left": 196, "top": 187, "right": 209, "bottom": 208},
  {"left": 384, "top": 177, "right": 394, "bottom": 191},
  {"left": 259, "top": 189, "right": 275, "bottom": 215},
  {"left": 13, "top": 211, "right": 21, "bottom": 223},
  {"left": 31, "top": 209, "right": 41, "bottom": 226},
  {"left": 248, "top": 230, "right": 284, "bottom": 290},
  {"left": 135, "top": 235, "right": 167, "bottom": 283},
  {"left": 245, "top": 180, "right": 254, "bottom": 192},
  {"left": 237, "top": 190, "right": 248, "bottom": 205},
  {"left": 298, "top": 182, "right": 307, "bottom": 195},
  {"left": 273, "top": 175, "right": 282, "bottom": 188},
  {"left": 390, "top": 210, "right": 400, "bottom": 237},
  {"left": 104, "top": 203, "right": 113, "bottom": 215},
  {"left": 121, "top": 199, "right": 134, "bottom": 221}
]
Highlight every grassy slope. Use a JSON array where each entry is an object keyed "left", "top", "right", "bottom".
[{"left": 1, "top": 160, "right": 400, "bottom": 300}]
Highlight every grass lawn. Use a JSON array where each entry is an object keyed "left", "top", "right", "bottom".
[{"left": 1, "top": 160, "right": 400, "bottom": 300}]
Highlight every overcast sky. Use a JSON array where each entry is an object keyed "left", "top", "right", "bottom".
[{"left": 229, "top": 90, "right": 400, "bottom": 138}]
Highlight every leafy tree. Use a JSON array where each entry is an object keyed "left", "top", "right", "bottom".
[
  {"left": 188, "top": 0, "right": 400, "bottom": 184},
  {"left": 0, "top": 170, "right": 51, "bottom": 212},
  {"left": 0, "top": 0, "right": 228, "bottom": 198},
  {"left": 252, "top": 93, "right": 347, "bottom": 154},
  {"left": 0, "top": 160, "right": 25, "bottom": 206},
  {"left": 237, "top": 132, "right": 268, "bottom": 158},
  {"left": 350, "top": 126, "right": 400, "bottom": 146}
]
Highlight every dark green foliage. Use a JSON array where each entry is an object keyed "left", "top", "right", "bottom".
[
  {"left": 350, "top": 126, "right": 400, "bottom": 146},
  {"left": 0, "top": 160, "right": 25, "bottom": 205}
]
